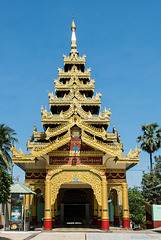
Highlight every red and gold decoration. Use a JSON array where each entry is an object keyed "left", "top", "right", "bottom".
[{"left": 11, "top": 19, "right": 141, "bottom": 231}]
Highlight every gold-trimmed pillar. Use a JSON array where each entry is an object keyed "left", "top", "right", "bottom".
[
  {"left": 113, "top": 190, "right": 120, "bottom": 226},
  {"left": 31, "top": 194, "right": 37, "bottom": 225},
  {"left": 101, "top": 178, "right": 109, "bottom": 230},
  {"left": 122, "top": 183, "right": 130, "bottom": 228},
  {"left": 44, "top": 180, "right": 52, "bottom": 230},
  {"left": 93, "top": 195, "right": 97, "bottom": 225},
  {"left": 25, "top": 194, "right": 30, "bottom": 221}
]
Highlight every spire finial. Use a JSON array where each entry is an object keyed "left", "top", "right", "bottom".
[
  {"left": 71, "top": 14, "right": 76, "bottom": 32},
  {"left": 71, "top": 15, "right": 77, "bottom": 52}
]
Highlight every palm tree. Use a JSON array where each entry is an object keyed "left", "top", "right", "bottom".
[
  {"left": 0, "top": 124, "right": 18, "bottom": 169},
  {"left": 137, "top": 123, "right": 161, "bottom": 171}
]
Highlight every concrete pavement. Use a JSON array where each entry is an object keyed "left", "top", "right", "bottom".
[{"left": 0, "top": 229, "right": 161, "bottom": 240}]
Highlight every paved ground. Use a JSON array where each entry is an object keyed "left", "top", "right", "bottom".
[{"left": 0, "top": 229, "right": 161, "bottom": 240}]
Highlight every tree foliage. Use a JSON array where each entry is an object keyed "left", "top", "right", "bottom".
[
  {"left": 0, "top": 123, "right": 18, "bottom": 169},
  {"left": 142, "top": 155, "right": 161, "bottom": 204},
  {"left": 128, "top": 186, "right": 146, "bottom": 225},
  {"left": 0, "top": 124, "right": 18, "bottom": 203},
  {"left": 0, "top": 166, "right": 12, "bottom": 204},
  {"left": 137, "top": 123, "right": 161, "bottom": 171}
]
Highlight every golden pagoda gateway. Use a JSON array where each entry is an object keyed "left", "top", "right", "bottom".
[{"left": 11, "top": 19, "right": 140, "bottom": 230}]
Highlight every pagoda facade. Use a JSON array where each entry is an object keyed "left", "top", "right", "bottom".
[{"left": 11, "top": 20, "right": 140, "bottom": 230}]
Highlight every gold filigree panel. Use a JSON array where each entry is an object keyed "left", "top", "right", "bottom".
[
  {"left": 50, "top": 170, "right": 102, "bottom": 206},
  {"left": 108, "top": 185, "right": 123, "bottom": 206},
  {"left": 25, "top": 179, "right": 45, "bottom": 200}
]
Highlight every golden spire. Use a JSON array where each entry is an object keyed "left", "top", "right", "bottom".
[
  {"left": 71, "top": 13, "right": 76, "bottom": 32},
  {"left": 71, "top": 15, "right": 77, "bottom": 53}
]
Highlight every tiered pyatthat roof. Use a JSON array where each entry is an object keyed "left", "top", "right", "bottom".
[
  {"left": 11, "top": 20, "right": 140, "bottom": 170},
  {"left": 41, "top": 19, "right": 111, "bottom": 129}
]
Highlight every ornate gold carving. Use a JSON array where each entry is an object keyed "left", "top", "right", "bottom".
[
  {"left": 106, "top": 172, "right": 126, "bottom": 179},
  {"left": 54, "top": 74, "right": 95, "bottom": 92},
  {"left": 127, "top": 146, "right": 141, "bottom": 158},
  {"left": 48, "top": 89, "right": 101, "bottom": 107},
  {"left": 82, "top": 131, "right": 122, "bottom": 156},
  {"left": 25, "top": 169, "right": 46, "bottom": 179},
  {"left": 45, "top": 115, "right": 113, "bottom": 141},
  {"left": 98, "top": 108, "right": 111, "bottom": 121},
  {"left": 108, "top": 185, "right": 123, "bottom": 205},
  {"left": 33, "top": 131, "right": 46, "bottom": 140},
  {"left": 27, "top": 141, "right": 48, "bottom": 150},
  {"left": 107, "top": 179, "right": 126, "bottom": 183},
  {"left": 47, "top": 164, "right": 106, "bottom": 173},
  {"left": 63, "top": 53, "right": 86, "bottom": 65},
  {"left": 58, "top": 68, "right": 91, "bottom": 79},
  {"left": 30, "top": 131, "right": 71, "bottom": 157},
  {"left": 49, "top": 170, "right": 102, "bottom": 206},
  {"left": 11, "top": 19, "right": 140, "bottom": 176},
  {"left": 45, "top": 123, "right": 70, "bottom": 140},
  {"left": 25, "top": 179, "right": 45, "bottom": 184},
  {"left": 49, "top": 150, "right": 104, "bottom": 157},
  {"left": 106, "top": 169, "right": 126, "bottom": 173},
  {"left": 41, "top": 99, "right": 109, "bottom": 125},
  {"left": 11, "top": 145, "right": 33, "bottom": 162},
  {"left": 11, "top": 131, "right": 71, "bottom": 161}
]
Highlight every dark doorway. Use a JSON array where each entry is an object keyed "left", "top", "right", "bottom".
[
  {"left": 59, "top": 189, "right": 91, "bottom": 226},
  {"left": 64, "top": 204, "right": 85, "bottom": 224}
]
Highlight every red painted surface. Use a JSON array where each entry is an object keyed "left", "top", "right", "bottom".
[
  {"left": 44, "top": 220, "right": 52, "bottom": 230},
  {"left": 114, "top": 216, "right": 120, "bottom": 226},
  {"left": 122, "top": 218, "right": 130, "bottom": 228},
  {"left": 80, "top": 156, "right": 102, "bottom": 165},
  {"left": 70, "top": 137, "right": 81, "bottom": 151},
  {"left": 50, "top": 137, "right": 102, "bottom": 165},
  {"left": 153, "top": 220, "right": 161, "bottom": 228},
  {"left": 101, "top": 220, "right": 109, "bottom": 230},
  {"left": 31, "top": 216, "right": 37, "bottom": 225}
]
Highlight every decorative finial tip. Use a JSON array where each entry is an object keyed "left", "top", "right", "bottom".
[
  {"left": 71, "top": 14, "right": 77, "bottom": 51},
  {"left": 71, "top": 14, "right": 76, "bottom": 32}
]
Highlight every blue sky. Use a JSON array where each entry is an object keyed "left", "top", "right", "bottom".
[{"left": 0, "top": 0, "right": 161, "bottom": 187}]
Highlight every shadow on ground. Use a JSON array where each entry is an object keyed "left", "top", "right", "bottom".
[{"left": 0, "top": 237, "right": 11, "bottom": 240}]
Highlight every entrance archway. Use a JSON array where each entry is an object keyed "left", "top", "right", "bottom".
[
  {"left": 44, "top": 170, "right": 109, "bottom": 230},
  {"left": 57, "top": 182, "right": 94, "bottom": 226},
  {"left": 49, "top": 169, "right": 102, "bottom": 206}
]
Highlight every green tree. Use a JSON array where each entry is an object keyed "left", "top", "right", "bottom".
[
  {"left": 142, "top": 155, "right": 161, "bottom": 204},
  {"left": 128, "top": 186, "right": 146, "bottom": 225},
  {"left": 0, "top": 123, "right": 18, "bottom": 169},
  {"left": 0, "top": 166, "right": 12, "bottom": 204},
  {"left": 137, "top": 123, "right": 161, "bottom": 171}
]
